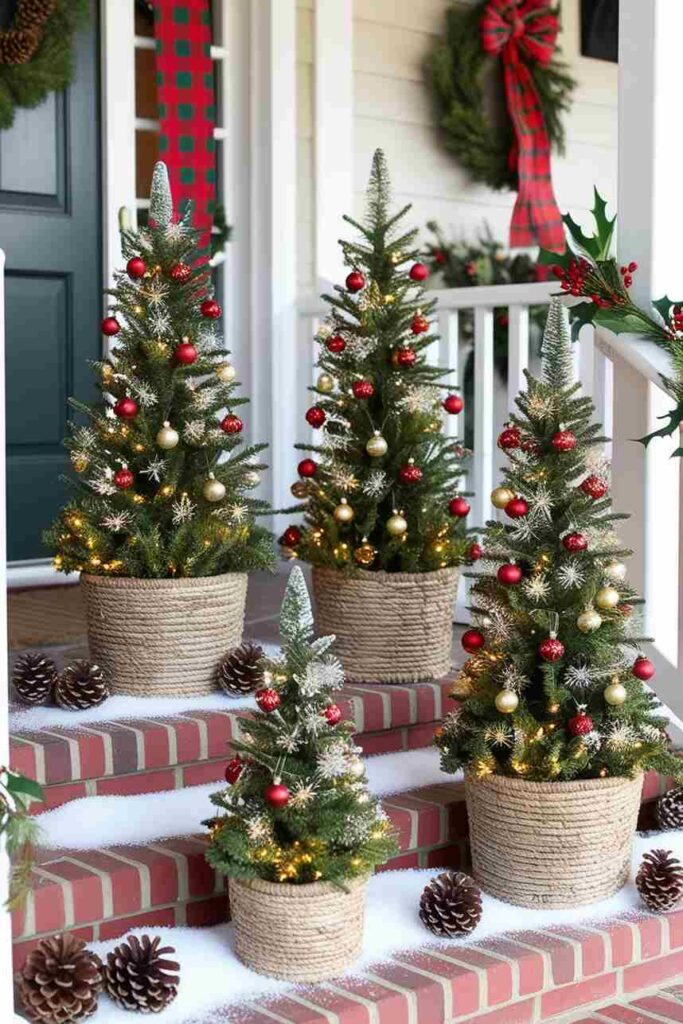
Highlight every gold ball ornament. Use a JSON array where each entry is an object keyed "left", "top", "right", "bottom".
[
  {"left": 216, "top": 362, "right": 236, "bottom": 384},
  {"left": 596, "top": 585, "right": 620, "bottom": 610},
  {"left": 156, "top": 421, "right": 179, "bottom": 450},
  {"left": 577, "top": 608, "right": 602, "bottom": 633},
  {"left": 605, "top": 559, "right": 627, "bottom": 582},
  {"left": 366, "top": 431, "right": 388, "bottom": 458},
  {"left": 491, "top": 486, "right": 515, "bottom": 510},
  {"left": 317, "top": 373, "right": 334, "bottom": 393},
  {"left": 604, "top": 680, "right": 627, "bottom": 706},
  {"left": 244, "top": 470, "right": 261, "bottom": 488},
  {"left": 333, "top": 498, "right": 355, "bottom": 523},
  {"left": 290, "top": 480, "right": 310, "bottom": 499},
  {"left": 386, "top": 511, "right": 408, "bottom": 537},
  {"left": 73, "top": 457, "right": 88, "bottom": 474},
  {"left": 495, "top": 689, "right": 519, "bottom": 714},
  {"left": 203, "top": 474, "right": 226, "bottom": 502},
  {"left": 354, "top": 539, "right": 377, "bottom": 567}
]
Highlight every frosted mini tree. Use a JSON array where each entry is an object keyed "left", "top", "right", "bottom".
[
  {"left": 438, "top": 300, "right": 683, "bottom": 783},
  {"left": 206, "top": 567, "right": 397, "bottom": 884},
  {"left": 45, "top": 162, "right": 273, "bottom": 578}
]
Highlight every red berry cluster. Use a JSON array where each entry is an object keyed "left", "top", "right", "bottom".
[
  {"left": 553, "top": 258, "right": 589, "bottom": 297},
  {"left": 619, "top": 261, "right": 637, "bottom": 290}
]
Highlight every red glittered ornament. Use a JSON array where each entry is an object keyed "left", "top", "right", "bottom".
[
  {"left": 449, "top": 496, "right": 470, "bottom": 518},
  {"left": 126, "top": 257, "right": 146, "bottom": 280},
  {"left": 305, "top": 406, "right": 326, "bottom": 428},
  {"left": 632, "top": 655, "right": 655, "bottom": 681},
  {"left": 265, "top": 781, "right": 290, "bottom": 808},
  {"left": 298, "top": 458, "right": 317, "bottom": 478},
  {"left": 114, "top": 396, "right": 138, "bottom": 420},
  {"left": 434, "top": 249, "right": 447, "bottom": 265},
  {"left": 174, "top": 341, "right": 197, "bottom": 365},
  {"left": 580, "top": 475, "right": 609, "bottom": 500},
  {"left": 220, "top": 414, "right": 243, "bottom": 434},
  {"left": 505, "top": 496, "right": 529, "bottom": 519},
  {"left": 398, "top": 462, "right": 423, "bottom": 485},
  {"left": 225, "top": 757, "right": 245, "bottom": 785},
  {"left": 169, "top": 262, "right": 191, "bottom": 283},
  {"left": 551, "top": 429, "right": 577, "bottom": 452},
  {"left": 346, "top": 270, "right": 365, "bottom": 293},
  {"left": 256, "top": 687, "right": 281, "bottom": 713},
  {"left": 102, "top": 316, "right": 121, "bottom": 336},
  {"left": 394, "top": 346, "right": 417, "bottom": 368},
  {"left": 352, "top": 379, "right": 375, "bottom": 399},
  {"left": 411, "top": 314, "right": 430, "bottom": 335},
  {"left": 539, "top": 636, "right": 565, "bottom": 662},
  {"left": 521, "top": 437, "right": 541, "bottom": 456},
  {"left": 326, "top": 334, "right": 346, "bottom": 353},
  {"left": 281, "top": 525, "right": 302, "bottom": 547},
  {"left": 498, "top": 425, "right": 522, "bottom": 450},
  {"left": 324, "top": 704, "right": 343, "bottom": 726},
  {"left": 443, "top": 394, "right": 464, "bottom": 415},
  {"left": 462, "top": 628, "right": 485, "bottom": 654},
  {"left": 114, "top": 466, "right": 134, "bottom": 490},
  {"left": 200, "top": 298, "right": 222, "bottom": 319},
  {"left": 468, "top": 541, "right": 483, "bottom": 561},
  {"left": 497, "top": 562, "right": 522, "bottom": 586},
  {"left": 409, "top": 262, "right": 429, "bottom": 282},
  {"left": 563, "top": 532, "right": 588, "bottom": 552},
  {"left": 568, "top": 710, "right": 594, "bottom": 737}
]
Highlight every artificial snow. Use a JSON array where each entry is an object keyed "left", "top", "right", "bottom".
[{"left": 37, "top": 746, "right": 447, "bottom": 849}]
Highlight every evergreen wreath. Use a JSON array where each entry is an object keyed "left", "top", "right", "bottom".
[
  {"left": 0, "top": 0, "right": 89, "bottom": 130},
  {"left": 426, "top": 1, "right": 575, "bottom": 192}
]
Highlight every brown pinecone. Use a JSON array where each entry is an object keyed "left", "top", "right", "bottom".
[
  {"left": 12, "top": 652, "right": 58, "bottom": 705},
  {"left": 657, "top": 787, "right": 683, "bottom": 831},
  {"left": 54, "top": 661, "right": 110, "bottom": 711},
  {"left": 16, "top": 0, "right": 56, "bottom": 32},
  {"left": 0, "top": 28, "right": 39, "bottom": 66},
  {"left": 419, "top": 870, "right": 483, "bottom": 937},
  {"left": 19, "top": 933, "right": 103, "bottom": 1023},
  {"left": 636, "top": 849, "right": 683, "bottom": 912},
  {"left": 104, "top": 934, "right": 180, "bottom": 1013},
  {"left": 215, "top": 642, "right": 264, "bottom": 696}
]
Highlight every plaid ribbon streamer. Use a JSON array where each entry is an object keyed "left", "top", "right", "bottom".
[
  {"left": 481, "top": 0, "right": 564, "bottom": 251},
  {"left": 153, "top": 0, "right": 215, "bottom": 256}
]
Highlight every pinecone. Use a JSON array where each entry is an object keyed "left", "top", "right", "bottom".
[
  {"left": 215, "top": 642, "right": 264, "bottom": 696},
  {"left": 657, "top": 787, "right": 683, "bottom": 831},
  {"left": 419, "top": 870, "right": 483, "bottom": 937},
  {"left": 54, "top": 661, "right": 110, "bottom": 711},
  {"left": 636, "top": 849, "right": 683, "bottom": 912},
  {"left": 12, "top": 652, "right": 58, "bottom": 705},
  {"left": 19, "top": 933, "right": 103, "bottom": 1023},
  {"left": 0, "top": 28, "right": 39, "bottom": 65},
  {"left": 16, "top": 0, "right": 56, "bottom": 32},
  {"left": 104, "top": 934, "right": 180, "bottom": 1013}
]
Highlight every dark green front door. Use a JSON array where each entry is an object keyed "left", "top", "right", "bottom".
[{"left": 0, "top": 3, "right": 101, "bottom": 562}]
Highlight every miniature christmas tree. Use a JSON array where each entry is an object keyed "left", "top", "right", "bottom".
[
  {"left": 282, "top": 149, "right": 473, "bottom": 572},
  {"left": 45, "top": 162, "right": 273, "bottom": 578},
  {"left": 438, "top": 300, "right": 683, "bottom": 783},
  {"left": 206, "top": 567, "right": 397, "bottom": 884}
]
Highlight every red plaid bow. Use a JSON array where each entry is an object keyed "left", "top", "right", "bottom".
[{"left": 481, "top": 0, "right": 564, "bottom": 251}]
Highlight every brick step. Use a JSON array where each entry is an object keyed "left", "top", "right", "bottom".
[
  {"left": 11, "top": 780, "right": 469, "bottom": 968},
  {"left": 556, "top": 981, "right": 683, "bottom": 1022},
  {"left": 9, "top": 677, "right": 454, "bottom": 812}
]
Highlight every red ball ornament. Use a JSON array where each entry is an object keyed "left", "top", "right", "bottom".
[
  {"left": 398, "top": 463, "right": 423, "bottom": 485},
  {"left": 563, "top": 532, "right": 588, "bottom": 552},
  {"left": 220, "top": 414, "right": 243, "bottom": 434},
  {"left": 126, "top": 257, "right": 146, "bottom": 280},
  {"left": 346, "top": 270, "right": 365, "bottom": 293},
  {"left": 468, "top": 541, "right": 483, "bottom": 562},
  {"left": 324, "top": 704, "right": 343, "bottom": 726},
  {"left": 225, "top": 757, "right": 245, "bottom": 785},
  {"left": 505, "top": 496, "right": 529, "bottom": 519},
  {"left": 409, "top": 262, "right": 429, "bottom": 282},
  {"left": 580, "top": 475, "right": 609, "bottom": 500},
  {"left": 462, "top": 628, "right": 485, "bottom": 654},
  {"left": 281, "top": 525, "right": 302, "bottom": 547},
  {"left": 174, "top": 341, "right": 198, "bottom": 365},
  {"left": 443, "top": 394, "right": 464, "bottom": 415},
  {"left": 352, "top": 379, "right": 375, "bottom": 399},
  {"left": 200, "top": 298, "right": 222, "bottom": 319},
  {"left": 305, "top": 406, "right": 326, "bottom": 428},
  {"left": 539, "top": 636, "right": 565, "bottom": 662},
  {"left": 632, "top": 655, "right": 655, "bottom": 681},
  {"left": 449, "top": 496, "right": 470, "bottom": 518},
  {"left": 169, "top": 262, "right": 191, "bottom": 283},
  {"left": 498, "top": 425, "right": 522, "bottom": 450},
  {"left": 551, "top": 429, "right": 577, "bottom": 452},
  {"left": 298, "top": 458, "right": 317, "bottom": 478},
  {"left": 411, "top": 314, "right": 430, "bottom": 335},
  {"left": 326, "top": 335, "right": 346, "bottom": 354},
  {"left": 620, "top": 603, "right": 634, "bottom": 618},
  {"left": 497, "top": 562, "right": 523, "bottom": 586},
  {"left": 114, "top": 466, "right": 134, "bottom": 490},
  {"left": 114, "top": 396, "right": 138, "bottom": 420},
  {"left": 568, "top": 710, "right": 594, "bottom": 737},
  {"left": 102, "top": 316, "right": 121, "bottom": 337},
  {"left": 265, "top": 781, "right": 290, "bottom": 808},
  {"left": 521, "top": 437, "right": 541, "bottom": 456},
  {"left": 256, "top": 687, "right": 281, "bottom": 713},
  {"left": 394, "top": 346, "right": 417, "bottom": 368}
]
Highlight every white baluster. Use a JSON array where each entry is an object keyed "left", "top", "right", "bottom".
[
  {"left": 473, "top": 307, "right": 495, "bottom": 531},
  {"left": 438, "top": 310, "right": 460, "bottom": 440},
  {"left": 506, "top": 304, "right": 529, "bottom": 414}
]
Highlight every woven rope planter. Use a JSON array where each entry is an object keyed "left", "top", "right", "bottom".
[
  {"left": 229, "top": 876, "right": 366, "bottom": 981},
  {"left": 80, "top": 572, "right": 247, "bottom": 697},
  {"left": 312, "top": 566, "right": 459, "bottom": 683},
  {"left": 465, "top": 772, "right": 643, "bottom": 909}
]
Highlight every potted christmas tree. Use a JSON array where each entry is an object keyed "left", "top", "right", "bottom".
[
  {"left": 283, "top": 150, "right": 473, "bottom": 683},
  {"left": 206, "top": 567, "right": 396, "bottom": 981},
  {"left": 45, "top": 163, "right": 274, "bottom": 696},
  {"left": 438, "top": 300, "right": 683, "bottom": 909}
]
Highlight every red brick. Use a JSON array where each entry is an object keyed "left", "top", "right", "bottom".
[
  {"left": 359, "top": 731, "right": 405, "bottom": 756},
  {"left": 370, "top": 960, "right": 457, "bottom": 1020},
  {"left": 72, "top": 732, "right": 109, "bottom": 780},
  {"left": 477, "top": 937, "right": 545, "bottom": 996},
  {"left": 623, "top": 949, "right": 683, "bottom": 992},
  {"left": 182, "top": 760, "right": 226, "bottom": 787},
  {"left": 637, "top": 915, "right": 665, "bottom": 959},
  {"left": 12, "top": 927, "right": 95, "bottom": 972},
  {"left": 253, "top": 996, "right": 331, "bottom": 1023},
  {"left": 435, "top": 946, "right": 514, "bottom": 1005},
  {"left": 37, "top": 782, "right": 88, "bottom": 811},
  {"left": 9, "top": 738, "right": 37, "bottom": 780},
  {"left": 595, "top": 1004, "right": 671, "bottom": 1023},
  {"left": 513, "top": 928, "right": 577, "bottom": 985},
  {"left": 456, "top": 998, "right": 536, "bottom": 1024},
  {"left": 96, "top": 769, "right": 177, "bottom": 797},
  {"left": 540, "top": 971, "right": 617, "bottom": 1017},
  {"left": 98, "top": 907, "right": 177, "bottom": 941},
  {"left": 331, "top": 976, "right": 412, "bottom": 1024},
  {"left": 408, "top": 722, "right": 440, "bottom": 750},
  {"left": 185, "top": 895, "right": 228, "bottom": 927},
  {"left": 196, "top": 711, "right": 237, "bottom": 759},
  {"left": 632, "top": 994, "right": 683, "bottom": 1021},
  {"left": 140, "top": 723, "right": 173, "bottom": 768},
  {"left": 547, "top": 924, "right": 607, "bottom": 976},
  {"left": 668, "top": 906, "right": 683, "bottom": 949},
  {"left": 606, "top": 920, "right": 636, "bottom": 967}
]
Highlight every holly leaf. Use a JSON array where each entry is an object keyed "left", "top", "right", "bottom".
[
  {"left": 637, "top": 398, "right": 683, "bottom": 449},
  {"left": 567, "top": 301, "right": 596, "bottom": 341},
  {"left": 538, "top": 245, "right": 570, "bottom": 270},
  {"left": 593, "top": 309, "right": 653, "bottom": 336},
  {"left": 652, "top": 294, "right": 683, "bottom": 326},
  {"left": 562, "top": 212, "right": 600, "bottom": 259},
  {"left": 591, "top": 189, "right": 617, "bottom": 259}
]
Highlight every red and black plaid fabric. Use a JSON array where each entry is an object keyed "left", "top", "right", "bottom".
[
  {"left": 152, "top": 0, "right": 215, "bottom": 255},
  {"left": 481, "top": 0, "right": 565, "bottom": 252}
]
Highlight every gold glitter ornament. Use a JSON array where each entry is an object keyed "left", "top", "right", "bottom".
[
  {"left": 495, "top": 689, "right": 519, "bottom": 714},
  {"left": 596, "top": 585, "right": 620, "bottom": 610},
  {"left": 491, "top": 486, "right": 515, "bottom": 509},
  {"left": 354, "top": 539, "right": 376, "bottom": 566},
  {"left": 333, "top": 498, "right": 354, "bottom": 523},
  {"left": 386, "top": 511, "right": 408, "bottom": 536}
]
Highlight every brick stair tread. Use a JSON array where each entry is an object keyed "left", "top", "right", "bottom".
[{"left": 556, "top": 979, "right": 683, "bottom": 1022}]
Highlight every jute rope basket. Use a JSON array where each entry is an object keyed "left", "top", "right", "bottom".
[
  {"left": 465, "top": 771, "right": 643, "bottom": 909},
  {"left": 229, "top": 876, "right": 366, "bottom": 982},
  {"left": 312, "top": 566, "right": 459, "bottom": 683},
  {"left": 80, "top": 572, "right": 247, "bottom": 697}
]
